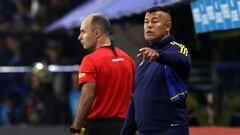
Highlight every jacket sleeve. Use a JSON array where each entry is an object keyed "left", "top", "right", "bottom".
[
  {"left": 155, "top": 45, "right": 191, "bottom": 78},
  {"left": 120, "top": 98, "right": 136, "bottom": 135}
]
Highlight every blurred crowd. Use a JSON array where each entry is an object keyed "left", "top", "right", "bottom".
[
  {"left": 0, "top": 0, "right": 86, "bottom": 125},
  {"left": 0, "top": 34, "right": 84, "bottom": 125},
  {"left": 0, "top": 0, "right": 85, "bottom": 31}
]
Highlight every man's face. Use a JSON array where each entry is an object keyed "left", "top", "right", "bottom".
[
  {"left": 144, "top": 11, "right": 171, "bottom": 43},
  {"left": 78, "top": 17, "right": 97, "bottom": 51}
]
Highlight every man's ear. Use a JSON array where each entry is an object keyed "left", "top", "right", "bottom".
[
  {"left": 95, "top": 27, "right": 102, "bottom": 39},
  {"left": 165, "top": 22, "right": 172, "bottom": 33}
]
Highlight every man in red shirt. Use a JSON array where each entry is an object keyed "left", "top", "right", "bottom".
[{"left": 70, "top": 14, "right": 135, "bottom": 135}]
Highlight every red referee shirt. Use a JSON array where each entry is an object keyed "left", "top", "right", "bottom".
[{"left": 78, "top": 47, "right": 135, "bottom": 119}]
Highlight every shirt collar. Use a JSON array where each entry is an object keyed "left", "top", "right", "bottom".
[{"left": 148, "top": 35, "right": 175, "bottom": 49}]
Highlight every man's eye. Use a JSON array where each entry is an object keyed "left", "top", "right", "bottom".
[{"left": 152, "top": 20, "right": 158, "bottom": 23}]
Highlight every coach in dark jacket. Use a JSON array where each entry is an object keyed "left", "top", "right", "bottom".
[{"left": 121, "top": 6, "right": 192, "bottom": 135}]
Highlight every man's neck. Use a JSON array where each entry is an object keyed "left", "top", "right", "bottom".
[
  {"left": 96, "top": 36, "right": 111, "bottom": 49},
  {"left": 160, "top": 34, "right": 170, "bottom": 41},
  {"left": 149, "top": 33, "right": 170, "bottom": 43}
]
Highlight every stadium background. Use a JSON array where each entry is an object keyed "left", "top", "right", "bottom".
[{"left": 0, "top": 0, "right": 239, "bottom": 135}]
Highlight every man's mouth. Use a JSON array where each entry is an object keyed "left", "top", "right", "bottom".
[{"left": 146, "top": 31, "right": 154, "bottom": 34}]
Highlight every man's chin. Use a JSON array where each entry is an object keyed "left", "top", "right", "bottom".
[
  {"left": 82, "top": 45, "right": 87, "bottom": 49},
  {"left": 145, "top": 37, "right": 156, "bottom": 43}
]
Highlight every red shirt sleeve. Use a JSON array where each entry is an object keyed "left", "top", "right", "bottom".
[{"left": 78, "top": 56, "right": 96, "bottom": 85}]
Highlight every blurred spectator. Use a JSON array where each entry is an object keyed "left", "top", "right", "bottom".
[
  {"left": 0, "top": 2, "right": 9, "bottom": 30},
  {"left": 206, "top": 92, "right": 215, "bottom": 125},
  {"left": 68, "top": 72, "right": 81, "bottom": 121},
  {"left": 43, "top": 39, "right": 69, "bottom": 104},
  {"left": 31, "top": 2, "right": 50, "bottom": 28},
  {"left": 22, "top": 73, "right": 57, "bottom": 125},
  {"left": 187, "top": 92, "right": 200, "bottom": 126},
  {"left": 30, "top": 17, "right": 42, "bottom": 31},
  {"left": 42, "top": 40, "right": 70, "bottom": 124},
  {"left": 0, "top": 91, "right": 23, "bottom": 125},
  {"left": 2, "top": 0, "right": 30, "bottom": 30},
  {"left": 220, "top": 90, "right": 240, "bottom": 126},
  {"left": 43, "top": 39, "right": 68, "bottom": 65},
  {"left": 4, "top": 35, "right": 24, "bottom": 66},
  {"left": 12, "top": 14, "right": 26, "bottom": 31},
  {"left": 0, "top": 35, "right": 29, "bottom": 110},
  {"left": 49, "top": 0, "right": 68, "bottom": 18},
  {"left": 0, "top": 38, "right": 8, "bottom": 65},
  {"left": 187, "top": 90, "right": 216, "bottom": 126}
]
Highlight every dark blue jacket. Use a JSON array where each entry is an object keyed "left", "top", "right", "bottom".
[{"left": 121, "top": 36, "right": 191, "bottom": 135}]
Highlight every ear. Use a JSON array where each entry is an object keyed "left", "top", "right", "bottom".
[
  {"left": 165, "top": 21, "right": 172, "bottom": 32},
  {"left": 95, "top": 27, "right": 102, "bottom": 39}
]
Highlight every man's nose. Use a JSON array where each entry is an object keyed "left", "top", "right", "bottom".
[
  {"left": 147, "top": 22, "right": 153, "bottom": 28},
  {"left": 78, "top": 34, "right": 82, "bottom": 40}
]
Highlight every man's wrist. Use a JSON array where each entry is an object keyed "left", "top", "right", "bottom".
[{"left": 70, "top": 127, "right": 81, "bottom": 134}]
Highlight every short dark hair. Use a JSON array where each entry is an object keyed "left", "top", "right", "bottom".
[
  {"left": 90, "top": 14, "right": 111, "bottom": 35},
  {"left": 145, "top": 6, "right": 171, "bottom": 15}
]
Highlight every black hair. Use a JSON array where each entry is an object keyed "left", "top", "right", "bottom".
[
  {"left": 145, "top": 6, "right": 171, "bottom": 15},
  {"left": 90, "top": 14, "right": 112, "bottom": 35}
]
